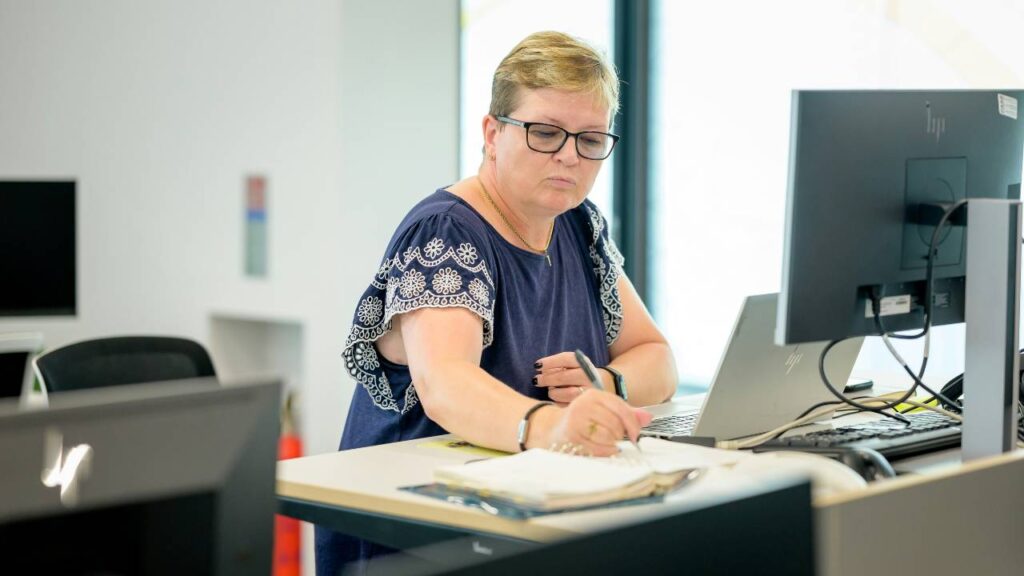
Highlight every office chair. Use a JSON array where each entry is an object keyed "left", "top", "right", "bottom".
[{"left": 33, "top": 336, "right": 217, "bottom": 393}]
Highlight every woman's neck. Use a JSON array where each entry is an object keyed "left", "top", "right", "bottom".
[{"left": 474, "top": 173, "right": 554, "bottom": 249}]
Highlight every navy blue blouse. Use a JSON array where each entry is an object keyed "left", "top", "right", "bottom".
[{"left": 339, "top": 189, "right": 624, "bottom": 451}]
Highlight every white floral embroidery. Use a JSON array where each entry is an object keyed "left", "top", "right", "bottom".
[
  {"left": 432, "top": 267, "right": 462, "bottom": 294},
  {"left": 357, "top": 296, "right": 384, "bottom": 325},
  {"left": 425, "top": 237, "right": 444, "bottom": 258},
  {"left": 344, "top": 227, "right": 495, "bottom": 414},
  {"left": 399, "top": 269, "right": 426, "bottom": 297},
  {"left": 457, "top": 243, "right": 478, "bottom": 264},
  {"left": 385, "top": 277, "right": 398, "bottom": 304},
  {"left": 583, "top": 203, "right": 625, "bottom": 346},
  {"left": 468, "top": 278, "right": 489, "bottom": 305},
  {"left": 352, "top": 341, "right": 380, "bottom": 371}
]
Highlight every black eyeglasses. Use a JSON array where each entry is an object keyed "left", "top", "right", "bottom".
[{"left": 496, "top": 116, "right": 619, "bottom": 160}]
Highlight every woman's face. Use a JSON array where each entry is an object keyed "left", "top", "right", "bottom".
[{"left": 487, "top": 87, "right": 611, "bottom": 217}]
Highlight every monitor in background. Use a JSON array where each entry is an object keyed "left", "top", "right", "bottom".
[
  {"left": 0, "top": 377, "right": 281, "bottom": 576},
  {"left": 0, "top": 332, "right": 43, "bottom": 400},
  {"left": 0, "top": 180, "right": 77, "bottom": 317},
  {"left": 776, "top": 90, "right": 1024, "bottom": 345}
]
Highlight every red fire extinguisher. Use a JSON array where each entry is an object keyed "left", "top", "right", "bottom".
[{"left": 274, "top": 392, "right": 302, "bottom": 576}]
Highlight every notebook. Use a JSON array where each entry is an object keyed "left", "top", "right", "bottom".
[
  {"left": 641, "top": 293, "right": 863, "bottom": 441},
  {"left": 432, "top": 437, "right": 748, "bottom": 512}
]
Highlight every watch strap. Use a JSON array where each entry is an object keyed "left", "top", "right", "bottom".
[{"left": 602, "top": 366, "right": 627, "bottom": 401}]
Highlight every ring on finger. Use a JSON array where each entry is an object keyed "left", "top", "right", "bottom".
[{"left": 577, "top": 385, "right": 585, "bottom": 396}]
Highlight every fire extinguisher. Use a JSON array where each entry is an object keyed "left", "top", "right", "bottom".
[{"left": 274, "top": 391, "right": 302, "bottom": 576}]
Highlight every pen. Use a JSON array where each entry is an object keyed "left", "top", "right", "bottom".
[{"left": 574, "top": 349, "right": 643, "bottom": 453}]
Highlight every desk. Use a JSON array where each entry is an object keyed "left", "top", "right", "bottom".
[{"left": 278, "top": 399, "right": 1024, "bottom": 575}]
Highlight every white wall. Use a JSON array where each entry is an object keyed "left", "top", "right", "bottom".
[{"left": 0, "top": 0, "right": 459, "bottom": 459}]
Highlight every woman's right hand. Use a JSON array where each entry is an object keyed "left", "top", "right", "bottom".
[{"left": 532, "top": 390, "right": 653, "bottom": 457}]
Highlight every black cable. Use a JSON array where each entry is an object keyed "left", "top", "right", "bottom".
[
  {"left": 892, "top": 361, "right": 962, "bottom": 410},
  {"left": 867, "top": 204, "right": 974, "bottom": 414},
  {"left": 809, "top": 202, "right": 977, "bottom": 439},
  {"left": 870, "top": 306, "right": 964, "bottom": 411},
  {"left": 764, "top": 397, "right": 881, "bottom": 443},
  {"left": 875, "top": 200, "right": 968, "bottom": 341},
  {"left": 793, "top": 395, "right": 877, "bottom": 422},
  {"left": 793, "top": 399, "right": 852, "bottom": 421},
  {"left": 818, "top": 338, "right": 913, "bottom": 425}
]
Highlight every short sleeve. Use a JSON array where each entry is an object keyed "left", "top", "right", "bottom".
[
  {"left": 580, "top": 202, "right": 625, "bottom": 346},
  {"left": 343, "top": 213, "right": 496, "bottom": 414}
]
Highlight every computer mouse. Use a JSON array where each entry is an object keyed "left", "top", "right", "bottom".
[{"left": 730, "top": 451, "right": 867, "bottom": 497}]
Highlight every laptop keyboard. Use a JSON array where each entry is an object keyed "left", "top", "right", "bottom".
[
  {"left": 761, "top": 411, "right": 961, "bottom": 460},
  {"left": 641, "top": 412, "right": 698, "bottom": 437}
]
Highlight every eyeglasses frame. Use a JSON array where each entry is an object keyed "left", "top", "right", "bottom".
[{"left": 495, "top": 116, "right": 620, "bottom": 160}]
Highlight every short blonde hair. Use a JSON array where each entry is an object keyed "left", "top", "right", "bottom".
[{"left": 489, "top": 31, "right": 620, "bottom": 123}]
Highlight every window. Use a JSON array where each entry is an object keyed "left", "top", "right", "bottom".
[
  {"left": 649, "top": 1, "right": 1024, "bottom": 389},
  {"left": 460, "top": 0, "right": 616, "bottom": 217}
]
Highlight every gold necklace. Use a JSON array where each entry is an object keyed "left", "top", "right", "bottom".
[{"left": 477, "top": 177, "right": 554, "bottom": 266}]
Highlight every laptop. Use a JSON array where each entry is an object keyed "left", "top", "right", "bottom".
[{"left": 641, "top": 293, "right": 862, "bottom": 441}]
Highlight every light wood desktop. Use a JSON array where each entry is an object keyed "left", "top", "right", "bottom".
[{"left": 278, "top": 393, "right": 1024, "bottom": 575}]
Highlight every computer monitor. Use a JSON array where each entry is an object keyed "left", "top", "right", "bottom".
[
  {"left": 0, "top": 332, "right": 43, "bottom": 400},
  {"left": 0, "top": 180, "right": 77, "bottom": 317},
  {"left": 0, "top": 377, "right": 281, "bottom": 575},
  {"left": 776, "top": 90, "right": 1024, "bottom": 345}
]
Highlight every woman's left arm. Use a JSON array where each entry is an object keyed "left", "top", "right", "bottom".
[{"left": 605, "top": 274, "right": 677, "bottom": 406}]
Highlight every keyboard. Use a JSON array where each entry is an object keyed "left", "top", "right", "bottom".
[
  {"left": 641, "top": 411, "right": 698, "bottom": 438},
  {"left": 762, "top": 411, "right": 961, "bottom": 460}
]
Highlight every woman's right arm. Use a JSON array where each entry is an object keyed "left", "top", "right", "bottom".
[{"left": 399, "top": 306, "right": 650, "bottom": 455}]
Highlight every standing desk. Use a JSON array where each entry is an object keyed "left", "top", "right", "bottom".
[{"left": 278, "top": 399, "right": 1024, "bottom": 575}]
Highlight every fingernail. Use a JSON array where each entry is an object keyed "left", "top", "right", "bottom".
[
  {"left": 533, "top": 361, "right": 542, "bottom": 369},
  {"left": 531, "top": 376, "right": 538, "bottom": 386}
]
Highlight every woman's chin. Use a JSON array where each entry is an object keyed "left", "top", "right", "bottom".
[{"left": 539, "top": 187, "right": 586, "bottom": 213}]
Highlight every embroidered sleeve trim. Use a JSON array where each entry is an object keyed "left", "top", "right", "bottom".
[
  {"left": 343, "top": 235, "right": 496, "bottom": 414},
  {"left": 583, "top": 204, "right": 625, "bottom": 346}
]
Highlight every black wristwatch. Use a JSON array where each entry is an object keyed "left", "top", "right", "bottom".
[{"left": 603, "top": 366, "right": 628, "bottom": 401}]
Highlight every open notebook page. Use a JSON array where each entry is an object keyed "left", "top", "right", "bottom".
[
  {"left": 617, "top": 436, "right": 753, "bottom": 475},
  {"left": 434, "top": 448, "right": 653, "bottom": 503}
]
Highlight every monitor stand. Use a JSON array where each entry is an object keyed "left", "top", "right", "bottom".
[{"left": 963, "top": 199, "right": 1022, "bottom": 460}]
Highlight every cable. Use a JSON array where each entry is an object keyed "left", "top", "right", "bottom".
[
  {"left": 861, "top": 202, "right": 969, "bottom": 415},
  {"left": 721, "top": 395, "right": 967, "bottom": 451},
  {"left": 817, "top": 338, "right": 913, "bottom": 424},
  {"left": 793, "top": 396, "right": 875, "bottom": 421},
  {"left": 874, "top": 200, "right": 968, "bottom": 340},
  {"left": 718, "top": 402, "right": 846, "bottom": 450},
  {"left": 876, "top": 330, "right": 962, "bottom": 411}
]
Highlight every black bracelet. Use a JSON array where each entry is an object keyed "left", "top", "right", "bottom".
[
  {"left": 516, "top": 401, "right": 554, "bottom": 452},
  {"left": 602, "top": 366, "right": 628, "bottom": 401}
]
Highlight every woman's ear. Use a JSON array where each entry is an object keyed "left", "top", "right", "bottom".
[{"left": 482, "top": 114, "right": 499, "bottom": 159}]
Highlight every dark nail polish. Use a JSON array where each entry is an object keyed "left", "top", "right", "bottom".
[
  {"left": 531, "top": 376, "right": 538, "bottom": 386},
  {"left": 533, "top": 361, "right": 542, "bottom": 369}
]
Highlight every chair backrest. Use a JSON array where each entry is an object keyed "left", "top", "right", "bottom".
[{"left": 34, "top": 336, "right": 216, "bottom": 393}]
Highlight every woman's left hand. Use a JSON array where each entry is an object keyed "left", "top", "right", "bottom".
[{"left": 533, "top": 351, "right": 613, "bottom": 405}]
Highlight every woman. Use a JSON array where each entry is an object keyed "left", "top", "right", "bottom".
[{"left": 318, "top": 31, "right": 677, "bottom": 573}]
